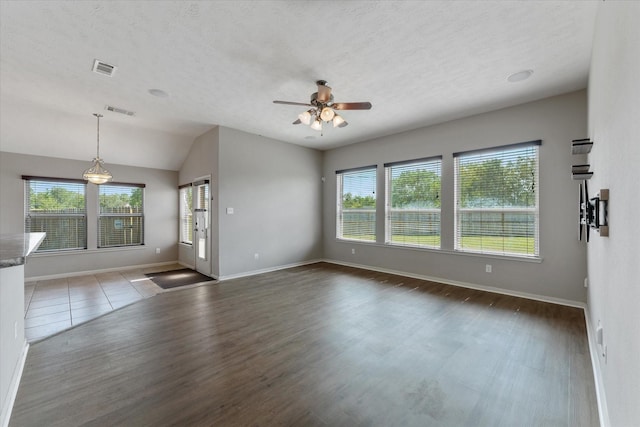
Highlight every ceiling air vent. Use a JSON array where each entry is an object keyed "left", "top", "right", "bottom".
[
  {"left": 104, "top": 105, "right": 135, "bottom": 116},
  {"left": 92, "top": 59, "right": 116, "bottom": 77}
]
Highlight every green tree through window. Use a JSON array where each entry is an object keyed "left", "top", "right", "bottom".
[
  {"left": 386, "top": 157, "right": 442, "bottom": 248},
  {"left": 99, "top": 184, "right": 145, "bottom": 247},
  {"left": 454, "top": 142, "right": 539, "bottom": 257},
  {"left": 336, "top": 167, "right": 377, "bottom": 241},
  {"left": 24, "top": 179, "right": 87, "bottom": 251}
]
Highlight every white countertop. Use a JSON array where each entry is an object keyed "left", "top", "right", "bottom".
[{"left": 0, "top": 232, "right": 46, "bottom": 268}]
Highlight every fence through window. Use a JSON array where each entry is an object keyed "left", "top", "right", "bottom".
[
  {"left": 99, "top": 183, "right": 145, "bottom": 247},
  {"left": 454, "top": 141, "right": 540, "bottom": 257},
  {"left": 336, "top": 166, "right": 377, "bottom": 242},
  {"left": 23, "top": 177, "right": 87, "bottom": 251}
]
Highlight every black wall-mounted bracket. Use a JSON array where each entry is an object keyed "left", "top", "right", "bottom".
[{"left": 588, "top": 189, "right": 609, "bottom": 237}]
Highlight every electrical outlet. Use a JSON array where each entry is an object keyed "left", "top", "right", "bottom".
[
  {"left": 584, "top": 277, "right": 589, "bottom": 288},
  {"left": 485, "top": 264, "right": 492, "bottom": 273},
  {"left": 351, "top": 248, "right": 355, "bottom": 255},
  {"left": 155, "top": 247, "right": 161, "bottom": 254},
  {"left": 254, "top": 253, "right": 259, "bottom": 260}
]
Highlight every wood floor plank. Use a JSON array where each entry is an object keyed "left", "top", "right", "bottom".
[{"left": 10, "top": 262, "right": 599, "bottom": 426}]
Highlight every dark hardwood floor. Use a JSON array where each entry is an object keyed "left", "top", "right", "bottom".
[{"left": 10, "top": 262, "right": 599, "bottom": 426}]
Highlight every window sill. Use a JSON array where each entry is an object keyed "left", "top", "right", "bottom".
[
  {"left": 31, "top": 245, "right": 147, "bottom": 258},
  {"left": 336, "top": 238, "right": 378, "bottom": 246},
  {"left": 448, "top": 249, "right": 542, "bottom": 263},
  {"left": 336, "top": 239, "right": 543, "bottom": 263}
]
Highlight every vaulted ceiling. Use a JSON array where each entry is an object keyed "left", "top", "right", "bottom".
[{"left": 0, "top": 1, "right": 598, "bottom": 170}]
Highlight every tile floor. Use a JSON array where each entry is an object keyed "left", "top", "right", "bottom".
[{"left": 24, "top": 264, "right": 183, "bottom": 342}]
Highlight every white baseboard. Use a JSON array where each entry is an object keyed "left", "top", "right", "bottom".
[
  {"left": 323, "top": 259, "right": 585, "bottom": 308},
  {"left": 583, "top": 309, "right": 611, "bottom": 427},
  {"left": 25, "top": 261, "right": 180, "bottom": 283},
  {"left": 1, "top": 341, "right": 29, "bottom": 427},
  {"left": 218, "top": 259, "right": 324, "bottom": 281},
  {"left": 178, "top": 261, "right": 195, "bottom": 270}
]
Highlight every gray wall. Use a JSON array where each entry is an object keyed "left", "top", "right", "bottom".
[
  {"left": 217, "top": 127, "right": 323, "bottom": 278},
  {"left": 178, "top": 126, "right": 219, "bottom": 274},
  {"left": 0, "top": 152, "right": 178, "bottom": 278},
  {"left": 323, "top": 90, "right": 588, "bottom": 303},
  {"left": 587, "top": 2, "right": 640, "bottom": 426}
]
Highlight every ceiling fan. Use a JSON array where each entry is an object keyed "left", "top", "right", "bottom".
[{"left": 273, "top": 80, "right": 372, "bottom": 132}]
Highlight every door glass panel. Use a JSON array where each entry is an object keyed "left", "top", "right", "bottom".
[
  {"left": 198, "top": 237, "right": 206, "bottom": 260},
  {"left": 194, "top": 181, "right": 210, "bottom": 272}
]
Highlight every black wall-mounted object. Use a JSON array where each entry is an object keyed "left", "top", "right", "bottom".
[
  {"left": 589, "top": 189, "right": 609, "bottom": 237},
  {"left": 573, "top": 138, "right": 608, "bottom": 241},
  {"left": 571, "top": 139, "right": 594, "bottom": 179},
  {"left": 579, "top": 183, "right": 609, "bottom": 241}
]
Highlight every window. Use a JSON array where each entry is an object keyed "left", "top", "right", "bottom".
[
  {"left": 179, "top": 184, "right": 193, "bottom": 245},
  {"left": 23, "top": 177, "right": 87, "bottom": 251},
  {"left": 99, "top": 183, "right": 144, "bottom": 247},
  {"left": 385, "top": 157, "right": 441, "bottom": 248},
  {"left": 336, "top": 166, "right": 377, "bottom": 242},
  {"left": 454, "top": 141, "right": 540, "bottom": 257}
]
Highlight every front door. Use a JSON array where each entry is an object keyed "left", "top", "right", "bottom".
[{"left": 193, "top": 180, "right": 211, "bottom": 276}]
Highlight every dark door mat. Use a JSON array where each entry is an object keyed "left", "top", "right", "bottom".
[{"left": 145, "top": 268, "right": 215, "bottom": 289}]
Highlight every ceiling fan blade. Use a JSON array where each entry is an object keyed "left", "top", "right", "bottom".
[
  {"left": 273, "top": 100, "right": 313, "bottom": 107},
  {"left": 292, "top": 119, "right": 302, "bottom": 125},
  {"left": 337, "top": 120, "right": 348, "bottom": 128},
  {"left": 316, "top": 80, "right": 332, "bottom": 103},
  {"left": 332, "top": 102, "right": 372, "bottom": 110}
]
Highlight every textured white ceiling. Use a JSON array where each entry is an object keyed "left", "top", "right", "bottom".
[{"left": 0, "top": 1, "right": 598, "bottom": 170}]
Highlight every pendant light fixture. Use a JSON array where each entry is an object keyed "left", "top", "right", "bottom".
[{"left": 83, "top": 113, "right": 112, "bottom": 184}]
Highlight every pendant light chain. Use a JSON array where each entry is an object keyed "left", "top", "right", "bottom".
[{"left": 94, "top": 113, "right": 103, "bottom": 159}]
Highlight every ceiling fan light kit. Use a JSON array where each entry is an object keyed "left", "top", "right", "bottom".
[{"left": 273, "top": 80, "right": 372, "bottom": 134}]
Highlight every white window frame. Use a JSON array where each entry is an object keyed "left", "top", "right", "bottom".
[
  {"left": 336, "top": 165, "right": 377, "bottom": 242},
  {"left": 23, "top": 176, "right": 87, "bottom": 252},
  {"left": 454, "top": 140, "right": 540, "bottom": 258},
  {"left": 385, "top": 156, "right": 442, "bottom": 249},
  {"left": 98, "top": 182, "right": 145, "bottom": 248}
]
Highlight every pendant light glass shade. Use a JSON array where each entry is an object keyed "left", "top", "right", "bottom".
[
  {"left": 83, "top": 158, "right": 112, "bottom": 184},
  {"left": 332, "top": 114, "right": 347, "bottom": 128},
  {"left": 320, "top": 106, "right": 335, "bottom": 121},
  {"left": 310, "top": 118, "right": 323, "bottom": 131},
  {"left": 83, "top": 113, "right": 113, "bottom": 184},
  {"left": 298, "top": 110, "right": 313, "bottom": 126}
]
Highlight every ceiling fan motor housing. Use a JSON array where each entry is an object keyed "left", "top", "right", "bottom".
[{"left": 310, "top": 92, "right": 334, "bottom": 107}]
